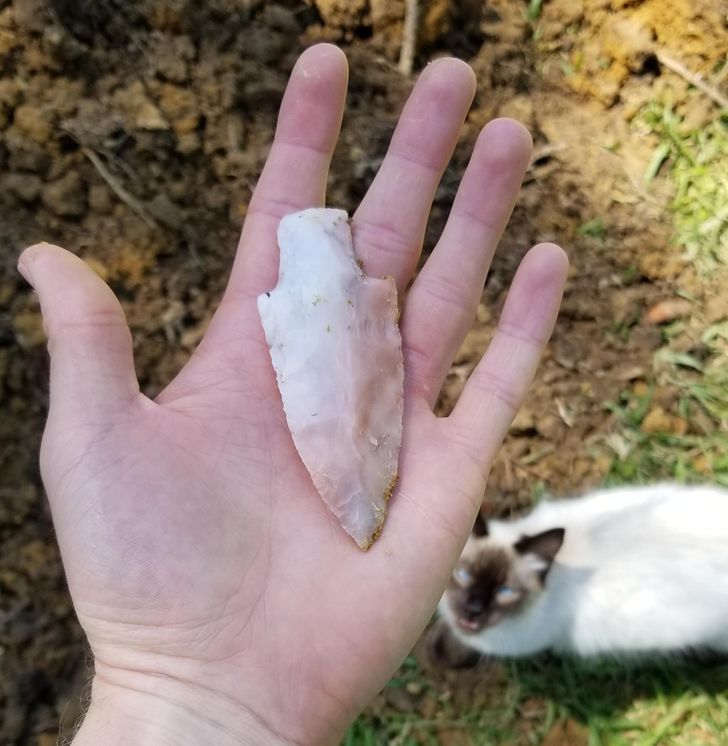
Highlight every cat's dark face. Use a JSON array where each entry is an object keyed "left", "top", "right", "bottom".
[
  {"left": 443, "top": 517, "right": 565, "bottom": 635},
  {"left": 445, "top": 546, "right": 527, "bottom": 633}
]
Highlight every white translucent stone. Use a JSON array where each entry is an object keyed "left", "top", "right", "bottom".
[{"left": 258, "top": 208, "right": 404, "bottom": 549}]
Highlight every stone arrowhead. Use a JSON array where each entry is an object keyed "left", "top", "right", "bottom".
[{"left": 258, "top": 208, "right": 404, "bottom": 549}]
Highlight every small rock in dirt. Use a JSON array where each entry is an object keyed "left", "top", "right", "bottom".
[
  {"left": 176, "top": 132, "right": 201, "bottom": 154},
  {"left": 240, "top": 26, "right": 292, "bottom": 64},
  {"left": 536, "top": 414, "right": 565, "bottom": 441},
  {"left": 690, "top": 407, "right": 716, "bottom": 438},
  {"left": 18, "top": 539, "right": 50, "bottom": 579},
  {"left": 691, "top": 452, "right": 714, "bottom": 475},
  {"left": 13, "top": 310, "right": 46, "bottom": 349},
  {"left": 613, "top": 362, "right": 646, "bottom": 381},
  {"left": 641, "top": 405, "right": 688, "bottom": 436},
  {"left": 510, "top": 406, "right": 537, "bottom": 433},
  {"left": 147, "top": 193, "right": 185, "bottom": 230},
  {"left": 113, "top": 82, "right": 168, "bottom": 131},
  {"left": 384, "top": 686, "right": 415, "bottom": 713},
  {"left": 2, "top": 172, "right": 42, "bottom": 202},
  {"left": 41, "top": 170, "right": 87, "bottom": 218},
  {"left": 405, "top": 680, "right": 423, "bottom": 695},
  {"left": 610, "top": 288, "right": 642, "bottom": 325},
  {"left": 13, "top": 103, "right": 54, "bottom": 143},
  {"left": 260, "top": 4, "right": 300, "bottom": 33},
  {"left": 705, "top": 295, "right": 728, "bottom": 323},
  {"left": 13, "top": 0, "right": 48, "bottom": 32},
  {"left": 555, "top": 0, "right": 586, "bottom": 25},
  {"left": 437, "top": 729, "right": 472, "bottom": 746},
  {"left": 50, "top": 0, "right": 137, "bottom": 43},
  {"left": 145, "top": 1, "right": 190, "bottom": 32},
  {"left": 82, "top": 256, "right": 111, "bottom": 282},
  {"left": 151, "top": 34, "right": 196, "bottom": 82},
  {"left": 180, "top": 319, "right": 208, "bottom": 350},
  {"left": 6, "top": 132, "right": 51, "bottom": 173},
  {"left": 0, "top": 78, "right": 21, "bottom": 128},
  {"left": 88, "top": 182, "right": 113, "bottom": 214},
  {"left": 0, "top": 483, "right": 37, "bottom": 525},
  {"left": 497, "top": 94, "right": 535, "bottom": 129},
  {"left": 541, "top": 717, "right": 588, "bottom": 746},
  {"left": 315, "top": 0, "right": 368, "bottom": 28},
  {"left": 241, "top": 73, "right": 286, "bottom": 107},
  {"left": 643, "top": 298, "right": 693, "bottom": 325},
  {"left": 0, "top": 23, "right": 19, "bottom": 57},
  {"left": 61, "top": 99, "right": 126, "bottom": 151},
  {"left": 518, "top": 697, "right": 547, "bottom": 720},
  {"left": 418, "top": 693, "right": 438, "bottom": 720},
  {"left": 651, "top": 385, "right": 679, "bottom": 411},
  {"left": 639, "top": 250, "right": 686, "bottom": 280},
  {"left": 158, "top": 83, "right": 199, "bottom": 137},
  {"left": 604, "top": 17, "right": 654, "bottom": 72}
]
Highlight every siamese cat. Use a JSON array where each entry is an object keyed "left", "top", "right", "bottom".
[{"left": 436, "top": 484, "right": 728, "bottom": 662}]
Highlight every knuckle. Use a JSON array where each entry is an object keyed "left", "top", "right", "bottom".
[
  {"left": 416, "top": 271, "right": 471, "bottom": 317},
  {"left": 352, "top": 217, "right": 415, "bottom": 264},
  {"left": 467, "top": 369, "right": 522, "bottom": 414}
]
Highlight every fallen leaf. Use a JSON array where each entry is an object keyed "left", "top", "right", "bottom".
[{"left": 643, "top": 298, "right": 693, "bottom": 325}]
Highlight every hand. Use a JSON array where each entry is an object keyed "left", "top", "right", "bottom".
[{"left": 19, "top": 45, "right": 567, "bottom": 745}]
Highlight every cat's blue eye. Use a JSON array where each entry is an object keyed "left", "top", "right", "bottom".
[
  {"left": 453, "top": 566, "right": 473, "bottom": 587},
  {"left": 495, "top": 585, "right": 520, "bottom": 605}
]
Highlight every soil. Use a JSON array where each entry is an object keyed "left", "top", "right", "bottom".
[{"left": 1, "top": 0, "right": 726, "bottom": 743}]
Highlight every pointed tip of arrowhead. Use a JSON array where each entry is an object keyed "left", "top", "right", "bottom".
[
  {"left": 354, "top": 472, "right": 399, "bottom": 551},
  {"left": 358, "top": 517, "right": 385, "bottom": 552}
]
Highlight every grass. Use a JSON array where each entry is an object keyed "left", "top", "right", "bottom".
[
  {"left": 642, "top": 103, "right": 728, "bottom": 270},
  {"left": 511, "top": 657, "right": 728, "bottom": 745},
  {"left": 525, "top": 0, "right": 544, "bottom": 23},
  {"left": 346, "top": 653, "right": 728, "bottom": 745},
  {"left": 604, "top": 367, "right": 728, "bottom": 489},
  {"left": 344, "top": 656, "right": 526, "bottom": 745},
  {"left": 578, "top": 217, "right": 608, "bottom": 240}
]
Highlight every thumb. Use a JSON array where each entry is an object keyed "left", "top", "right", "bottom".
[{"left": 18, "top": 243, "right": 139, "bottom": 416}]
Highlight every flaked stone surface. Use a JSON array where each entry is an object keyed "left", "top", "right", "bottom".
[{"left": 258, "top": 208, "right": 404, "bottom": 549}]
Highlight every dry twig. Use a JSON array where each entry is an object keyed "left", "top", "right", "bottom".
[
  {"left": 81, "top": 147, "right": 158, "bottom": 228},
  {"left": 656, "top": 51, "right": 728, "bottom": 110},
  {"left": 398, "top": 0, "right": 419, "bottom": 76}
]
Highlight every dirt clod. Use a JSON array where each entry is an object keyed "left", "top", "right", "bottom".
[{"left": 41, "top": 170, "right": 86, "bottom": 217}]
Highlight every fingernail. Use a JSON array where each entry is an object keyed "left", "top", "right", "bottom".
[
  {"left": 17, "top": 242, "right": 51, "bottom": 286},
  {"left": 17, "top": 259, "right": 33, "bottom": 286}
]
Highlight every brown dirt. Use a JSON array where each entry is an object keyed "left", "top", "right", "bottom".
[{"left": 1, "top": 0, "right": 726, "bottom": 743}]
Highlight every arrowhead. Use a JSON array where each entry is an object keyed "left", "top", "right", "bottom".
[{"left": 258, "top": 209, "right": 404, "bottom": 549}]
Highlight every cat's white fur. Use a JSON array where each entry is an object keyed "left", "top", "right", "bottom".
[{"left": 439, "top": 484, "right": 728, "bottom": 657}]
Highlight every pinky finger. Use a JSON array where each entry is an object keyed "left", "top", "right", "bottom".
[{"left": 446, "top": 243, "right": 568, "bottom": 472}]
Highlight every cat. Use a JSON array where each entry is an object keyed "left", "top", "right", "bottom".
[{"left": 434, "top": 483, "right": 728, "bottom": 662}]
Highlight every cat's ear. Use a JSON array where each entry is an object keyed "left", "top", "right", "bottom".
[
  {"left": 472, "top": 511, "right": 489, "bottom": 537},
  {"left": 514, "top": 528, "right": 565, "bottom": 578}
]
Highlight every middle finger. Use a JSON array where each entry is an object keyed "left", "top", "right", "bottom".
[{"left": 351, "top": 58, "right": 476, "bottom": 291}]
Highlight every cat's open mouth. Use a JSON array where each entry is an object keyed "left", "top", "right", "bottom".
[{"left": 456, "top": 617, "right": 483, "bottom": 633}]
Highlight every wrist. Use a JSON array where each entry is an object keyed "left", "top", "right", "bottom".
[{"left": 72, "top": 668, "right": 297, "bottom": 746}]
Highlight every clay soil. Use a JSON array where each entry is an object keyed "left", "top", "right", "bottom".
[{"left": 1, "top": 0, "right": 726, "bottom": 744}]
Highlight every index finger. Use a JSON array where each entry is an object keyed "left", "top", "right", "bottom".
[
  {"left": 158, "top": 44, "right": 348, "bottom": 403},
  {"left": 229, "top": 44, "right": 349, "bottom": 301}
]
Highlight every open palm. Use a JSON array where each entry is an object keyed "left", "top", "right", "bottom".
[{"left": 20, "top": 45, "right": 567, "bottom": 745}]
